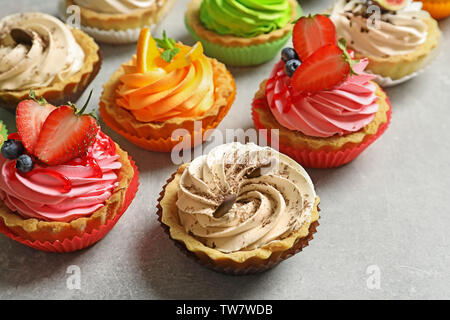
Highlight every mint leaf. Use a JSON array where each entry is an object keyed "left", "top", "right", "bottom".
[
  {"left": 154, "top": 31, "right": 180, "bottom": 63},
  {"left": 161, "top": 48, "right": 180, "bottom": 63}
]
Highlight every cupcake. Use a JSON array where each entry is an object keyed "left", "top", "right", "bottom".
[
  {"left": 252, "top": 15, "right": 392, "bottom": 169},
  {"left": 61, "top": 0, "right": 176, "bottom": 44},
  {"left": 185, "top": 0, "right": 301, "bottom": 66},
  {"left": 329, "top": 0, "right": 441, "bottom": 82},
  {"left": 419, "top": 0, "right": 450, "bottom": 20},
  {"left": 0, "top": 13, "right": 101, "bottom": 110},
  {"left": 157, "top": 142, "right": 320, "bottom": 274},
  {"left": 0, "top": 93, "right": 138, "bottom": 252},
  {"left": 100, "top": 29, "right": 236, "bottom": 152}
]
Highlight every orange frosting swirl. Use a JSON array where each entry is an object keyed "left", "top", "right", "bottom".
[{"left": 115, "top": 50, "right": 215, "bottom": 122}]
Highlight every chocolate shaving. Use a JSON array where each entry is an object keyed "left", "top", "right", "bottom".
[
  {"left": 245, "top": 162, "right": 272, "bottom": 179},
  {"left": 213, "top": 194, "right": 237, "bottom": 218},
  {"left": 10, "top": 28, "right": 33, "bottom": 46}
]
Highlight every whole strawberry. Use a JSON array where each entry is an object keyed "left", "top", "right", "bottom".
[{"left": 34, "top": 91, "right": 99, "bottom": 165}]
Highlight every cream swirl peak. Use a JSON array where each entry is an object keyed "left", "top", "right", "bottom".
[
  {"left": 176, "top": 143, "right": 316, "bottom": 253},
  {"left": 74, "top": 0, "right": 157, "bottom": 14},
  {"left": 330, "top": 0, "right": 430, "bottom": 57},
  {"left": 0, "top": 13, "right": 85, "bottom": 91}
]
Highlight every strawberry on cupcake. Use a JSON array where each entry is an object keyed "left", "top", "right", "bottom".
[
  {"left": 252, "top": 14, "right": 392, "bottom": 168},
  {"left": 0, "top": 92, "right": 139, "bottom": 252}
]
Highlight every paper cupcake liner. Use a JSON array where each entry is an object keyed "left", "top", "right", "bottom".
[
  {"left": 156, "top": 171, "right": 319, "bottom": 275},
  {"left": 78, "top": 24, "right": 158, "bottom": 45},
  {"left": 252, "top": 97, "right": 393, "bottom": 169},
  {"left": 0, "top": 156, "right": 139, "bottom": 253},
  {"left": 419, "top": 0, "right": 450, "bottom": 19},
  {"left": 185, "top": 17, "right": 292, "bottom": 67}
]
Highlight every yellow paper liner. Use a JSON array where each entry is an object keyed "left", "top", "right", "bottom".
[
  {"left": 0, "top": 29, "right": 101, "bottom": 110},
  {"left": 353, "top": 16, "right": 441, "bottom": 80},
  {"left": 99, "top": 58, "right": 236, "bottom": 152},
  {"left": 185, "top": 0, "right": 298, "bottom": 47},
  {"left": 63, "top": 0, "right": 176, "bottom": 31},
  {"left": 0, "top": 143, "right": 134, "bottom": 243},
  {"left": 156, "top": 165, "right": 320, "bottom": 275}
]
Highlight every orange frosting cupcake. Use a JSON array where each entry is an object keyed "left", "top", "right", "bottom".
[{"left": 100, "top": 29, "right": 236, "bottom": 152}]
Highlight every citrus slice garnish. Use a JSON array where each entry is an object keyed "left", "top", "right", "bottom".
[
  {"left": 164, "top": 42, "right": 204, "bottom": 73},
  {"left": 136, "top": 28, "right": 159, "bottom": 73}
]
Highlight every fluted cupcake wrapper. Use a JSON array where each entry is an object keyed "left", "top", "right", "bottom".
[
  {"left": 0, "top": 156, "right": 139, "bottom": 253},
  {"left": 185, "top": 17, "right": 292, "bottom": 67},
  {"left": 156, "top": 171, "right": 319, "bottom": 275},
  {"left": 251, "top": 97, "right": 393, "bottom": 169}
]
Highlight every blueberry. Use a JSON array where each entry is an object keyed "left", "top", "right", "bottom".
[
  {"left": 1, "top": 140, "right": 24, "bottom": 160},
  {"left": 281, "top": 47, "right": 299, "bottom": 62},
  {"left": 285, "top": 59, "right": 302, "bottom": 77},
  {"left": 16, "top": 154, "right": 34, "bottom": 173}
]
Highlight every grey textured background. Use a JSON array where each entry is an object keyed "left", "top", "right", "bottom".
[{"left": 0, "top": 0, "right": 449, "bottom": 300}]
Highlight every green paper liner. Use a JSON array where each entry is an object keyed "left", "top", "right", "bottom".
[
  {"left": 184, "top": 4, "right": 302, "bottom": 67},
  {"left": 0, "top": 121, "right": 7, "bottom": 147}
]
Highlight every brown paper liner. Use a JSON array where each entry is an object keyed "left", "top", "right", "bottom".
[
  {"left": 100, "top": 58, "right": 236, "bottom": 152},
  {"left": 156, "top": 168, "right": 320, "bottom": 275},
  {"left": 0, "top": 29, "right": 102, "bottom": 109}
]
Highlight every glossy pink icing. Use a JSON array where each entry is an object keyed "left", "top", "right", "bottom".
[
  {"left": 265, "top": 59, "right": 379, "bottom": 138},
  {"left": 0, "top": 132, "right": 122, "bottom": 222}
]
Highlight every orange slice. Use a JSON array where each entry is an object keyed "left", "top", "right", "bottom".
[
  {"left": 136, "top": 28, "right": 160, "bottom": 73},
  {"left": 164, "top": 42, "right": 204, "bottom": 73}
]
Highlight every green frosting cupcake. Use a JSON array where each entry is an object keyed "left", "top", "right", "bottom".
[{"left": 199, "top": 0, "right": 292, "bottom": 38}]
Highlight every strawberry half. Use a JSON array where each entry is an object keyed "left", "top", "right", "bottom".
[
  {"left": 34, "top": 92, "right": 99, "bottom": 165},
  {"left": 16, "top": 97, "right": 56, "bottom": 154},
  {"left": 293, "top": 14, "right": 337, "bottom": 61},
  {"left": 292, "top": 40, "right": 356, "bottom": 93}
]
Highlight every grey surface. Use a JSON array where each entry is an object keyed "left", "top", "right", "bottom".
[{"left": 0, "top": 0, "right": 449, "bottom": 300}]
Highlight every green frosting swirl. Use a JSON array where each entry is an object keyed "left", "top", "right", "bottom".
[{"left": 199, "top": 0, "right": 292, "bottom": 38}]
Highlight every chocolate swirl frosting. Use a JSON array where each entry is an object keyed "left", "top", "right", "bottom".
[{"left": 176, "top": 143, "right": 316, "bottom": 253}]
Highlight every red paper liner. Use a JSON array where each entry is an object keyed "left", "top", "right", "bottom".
[
  {"left": 0, "top": 156, "right": 139, "bottom": 253},
  {"left": 156, "top": 171, "right": 320, "bottom": 275},
  {"left": 252, "top": 96, "right": 393, "bottom": 169}
]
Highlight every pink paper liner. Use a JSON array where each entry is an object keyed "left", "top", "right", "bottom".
[
  {"left": 252, "top": 95, "right": 393, "bottom": 169},
  {"left": 0, "top": 156, "right": 139, "bottom": 253}
]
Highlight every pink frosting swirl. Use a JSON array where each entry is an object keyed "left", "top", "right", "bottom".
[
  {"left": 0, "top": 132, "right": 122, "bottom": 223},
  {"left": 265, "top": 59, "right": 379, "bottom": 138}
]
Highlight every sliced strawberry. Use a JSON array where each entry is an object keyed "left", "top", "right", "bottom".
[
  {"left": 293, "top": 15, "right": 337, "bottom": 61},
  {"left": 292, "top": 43, "right": 354, "bottom": 93},
  {"left": 34, "top": 92, "right": 99, "bottom": 165},
  {"left": 16, "top": 100, "right": 56, "bottom": 153}
]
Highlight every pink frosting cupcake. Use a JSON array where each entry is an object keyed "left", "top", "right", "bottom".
[
  {"left": 0, "top": 93, "right": 138, "bottom": 252},
  {"left": 252, "top": 15, "right": 392, "bottom": 168}
]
